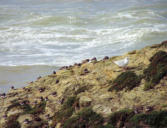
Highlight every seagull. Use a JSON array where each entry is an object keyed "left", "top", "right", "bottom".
[{"left": 113, "top": 57, "right": 129, "bottom": 70}]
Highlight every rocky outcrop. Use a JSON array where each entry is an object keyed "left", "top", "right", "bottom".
[{"left": 1, "top": 40, "right": 167, "bottom": 128}]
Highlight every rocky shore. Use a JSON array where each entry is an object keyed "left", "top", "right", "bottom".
[{"left": 1, "top": 40, "right": 167, "bottom": 128}]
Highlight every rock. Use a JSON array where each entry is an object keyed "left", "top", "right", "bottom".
[
  {"left": 103, "top": 56, "right": 109, "bottom": 60},
  {"left": 1, "top": 41, "right": 167, "bottom": 127},
  {"left": 84, "top": 68, "right": 89, "bottom": 74},
  {"left": 82, "top": 59, "right": 89, "bottom": 64},
  {"left": 56, "top": 123, "right": 61, "bottom": 128},
  {"left": 79, "top": 96, "right": 92, "bottom": 107},
  {"left": 93, "top": 105, "right": 111, "bottom": 116},
  {"left": 53, "top": 71, "right": 56, "bottom": 74},
  {"left": 91, "top": 57, "right": 97, "bottom": 62},
  {"left": 39, "top": 87, "right": 45, "bottom": 93},
  {"left": 18, "top": 114, "right": 32, "bottom": 127}
]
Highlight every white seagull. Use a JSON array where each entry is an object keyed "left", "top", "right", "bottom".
[{"left": 113, "top": 57, "right": 129, "bottom": 69}]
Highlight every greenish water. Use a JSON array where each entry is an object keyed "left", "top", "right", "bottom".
[
  {"left": 0, "top": 65, "right": 58, "bottom": 93},
  {"left": 0, "top": 0, "right": 167, "bottom": 92}
]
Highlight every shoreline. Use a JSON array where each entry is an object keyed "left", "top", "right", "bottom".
[
  {"left": 0, "top": 41, "right": 162, "bottom": 93},
  {"left": 0, "top": 65, "right": 59, "bottom": 93}
]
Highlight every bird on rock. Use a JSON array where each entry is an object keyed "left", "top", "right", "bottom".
[{"left": 113, "top": 57, "right": 129, "bottom": 70}]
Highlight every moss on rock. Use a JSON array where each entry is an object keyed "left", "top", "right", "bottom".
[
  {"left": 24, "top": 100, "right": 46, "bottom": 115},
  {"left": 144, "top": 51, "right": 167, "bottom": 90},
  {"left": 131, "top": 110, "right": 167, "bottom": 128},
  {"left": 7, "top": 100, "right": 46, "bottom": 116},
  {"left": 109, "top": 109, "right": 135, "bottom": 127},
  {"left": 63, "top": 107, "right": 104, "bottom": 128},
  {"left": 51, "top": 96, "right": 79, "bottom": 127},
  {"left": 7, "top": 102, "right": 21, "bottom": 111},
  {"left": 108, "top": 109, "right": 167, "bottom": 128},
  {"left": 108, "top": 71, "right": 141, "bottom": 91},
  {"left": 99, "top": 124, "right": 114, "bottom": 128}
]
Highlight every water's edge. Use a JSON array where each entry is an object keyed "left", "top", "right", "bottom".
[{"left": 0, "top": 65, "right": 59, "bottom": 93}]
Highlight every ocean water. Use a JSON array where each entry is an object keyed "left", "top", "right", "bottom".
[{"left": 0, "top": 0, "right": 167, "bottom": 92}]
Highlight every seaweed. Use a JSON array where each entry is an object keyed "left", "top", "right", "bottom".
[
  {"left": 108, "top": 71, "right": 141, "bottom": 91},
  {"left": 144, "top": 51, "right": 167, "bottom": 90}
]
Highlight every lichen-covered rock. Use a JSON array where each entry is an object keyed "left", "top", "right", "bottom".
[
  {"left": 1, "top": 40, "right": 167, "bottom": 127},
  {"left": 79, "top": 96, "right": 92, "bottom": 107}
]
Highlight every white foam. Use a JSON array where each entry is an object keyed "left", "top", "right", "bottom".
[{"left": 0, "top": 0, "right": 167, "bottom": 66}]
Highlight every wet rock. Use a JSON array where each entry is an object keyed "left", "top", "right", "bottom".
[
  {"left": 53, "top": 71, "right": 56, "bottom": 74},
  {"left": 103, "top": 56, "right": 109, "bottom": 60}
]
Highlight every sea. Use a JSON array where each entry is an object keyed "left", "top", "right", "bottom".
[{"left": 0, "top": 0, "right": 167, "bottom": 92}]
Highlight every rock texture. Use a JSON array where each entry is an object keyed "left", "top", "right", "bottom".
[{"left": 1, "top": 40, "right": 167, "bottom": 128}]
